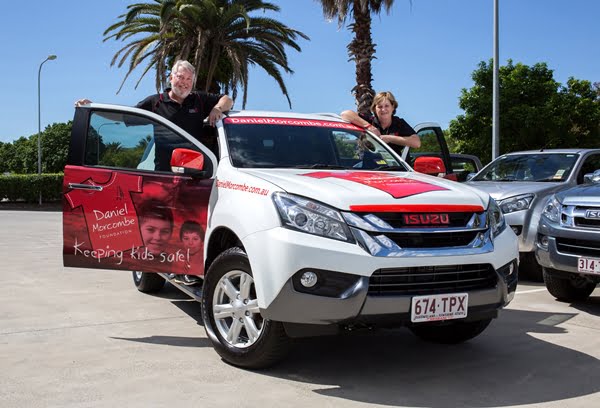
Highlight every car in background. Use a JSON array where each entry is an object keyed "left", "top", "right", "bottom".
[
  {"left": 536, "top": 170, "right": 600, "bottom": 301},
  {"left": 466, "top": 149, "right": 600, "bottom": 280}
]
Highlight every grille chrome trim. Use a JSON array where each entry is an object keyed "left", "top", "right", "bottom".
[
  {"left": 345, "top": 210, "right": 493, "bottom": 256},
  {"left": 559, "top": 205, "right": 600, "bottom": 230},
  {"left": 556, "top": 238, "right": 600, "bottom": 257}
]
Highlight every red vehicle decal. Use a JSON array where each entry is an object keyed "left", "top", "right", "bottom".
[
  {"left": 65, "top": 173, "right": 144, "bottom": 255},
  {"left": 63, "top": 167, "right": 212, "bottom": 276},
  {"left": 224, "top": 117, "right": 363, "bottom": 131},
  {"left": 349, "top": 204, "right": 485, "bottom": 213},
  {"left": 303, "top": 171, "right": 448, "bottom": 199}
]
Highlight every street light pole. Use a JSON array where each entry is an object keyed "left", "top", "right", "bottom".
[
  {"left": 492, "top": 0, "right": 500, "bottom": 160},
  {"left": 38, "top": 54, "right": 57, "bottom": 204}
]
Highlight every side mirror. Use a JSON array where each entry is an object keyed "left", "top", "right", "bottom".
[
  {"left": 583, "top": 169, "right": 600, "bottom": 184},
  {"left": 170, "top": 148, "right": 208, "bottom": 178},
  {"left": 413, "top": 156, "right": 446, "bottom": 177}
]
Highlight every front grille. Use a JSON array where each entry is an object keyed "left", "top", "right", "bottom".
[
  {"left": 556, "top": 238, "right": 600, "bottom": 257},
  {"left": 382, "top": 231, "right": 479, "bottom": 248},
  {"left": 574, "top": 218, "right": 600, "bottom": 228},
  {"left": 368, "top": 263, "right": 497, "bottom": 296}
]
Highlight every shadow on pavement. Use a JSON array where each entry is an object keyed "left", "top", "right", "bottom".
[
  {"left": 569, "top": 293, "right": 600, "bottom": 317},
  {"left": 110, "top": 334, "right": 212, "bottom": 348},
  {"left": 0, "top": 202, "right": 62, "bottom": 212},
  {"left": 250, "top": 308, "right": 600, "bottom": 407}
]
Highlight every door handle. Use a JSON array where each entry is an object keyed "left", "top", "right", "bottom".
[{"left": 68, "top": 183, "right": 103, "bottom": 191}]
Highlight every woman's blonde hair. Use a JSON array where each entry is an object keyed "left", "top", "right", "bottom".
[{"left": 370, "top": 91, "right": 398, "bottom": 114}]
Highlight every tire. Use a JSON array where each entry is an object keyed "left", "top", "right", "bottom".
[
  {"left": 201, "top": 247, "right": 291, "bottom": 369},
  {"left": 543, "top": 268, "right": 596, "bottom": 302},
  {"left": 132, "top": 271, "right": 165, "bottom": 293},
  {"left": 409, "top": 318, "right": 492, "bottom": 344}
]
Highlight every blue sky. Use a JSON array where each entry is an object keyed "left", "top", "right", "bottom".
[{"left": 1, "top": 0, "right": 598, "bottom": 143}]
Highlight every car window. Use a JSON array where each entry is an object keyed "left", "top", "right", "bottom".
[
  {"left": 86, "top": 111, "right": 201, "bottom": 172},
  {"left": 405, "top": 129, "right": 443, "bottom": 167},
  {"left": 578, "top": 153, "right": 600, "bottom": 184},
  {"left": 223, "top": 118, "right": 407, "bottom": 170},
  {"left": 473, "top": 153, "right": 579, "bottom": 182},
  {"left": 451, "top": 157, "right": 479, "bottom": 182}
]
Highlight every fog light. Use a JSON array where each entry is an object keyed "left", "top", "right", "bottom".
[
  {"left": 300, "top": 271, "right": 318, "bottom": 288},
  {"left": 539, "top": 235, "right": 549, "bottom": 248},
  {"left": 508, "top": 263, "right": 514, "bottom": 275}
]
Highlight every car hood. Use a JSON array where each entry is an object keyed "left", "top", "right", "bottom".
[
  {"left": 242, "top": 169, "right": 490, "bottom": 211},
  {"left": 557, "top": 183, "right": 600, "bottom": 206},
  {"left": 465, "top": 181, "right": 567, "bottom": 201}
]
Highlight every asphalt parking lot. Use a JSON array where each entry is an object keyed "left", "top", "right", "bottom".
[{"left": 1, "top": 210, "right": 599, "bottom": 408}]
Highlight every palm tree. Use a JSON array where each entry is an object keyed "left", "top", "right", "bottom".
[
  {"left": 104, "top": 0, "right": 309, "bottom": 108},
  {"left": 317, "top": 0, "right": 397, "bottom": 115}
]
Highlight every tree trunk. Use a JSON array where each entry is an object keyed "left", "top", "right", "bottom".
[{"left": 349, "top": 0, "right": 376, "bottom": 116}]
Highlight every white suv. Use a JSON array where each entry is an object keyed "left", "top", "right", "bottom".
[{"left": 62, "top": 105, "right": 518, "bottom": 368}]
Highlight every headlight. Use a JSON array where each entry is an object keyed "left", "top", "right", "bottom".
[
  {"left": 272, "top": 192, "right": 354, "bottom": 243},
  {"left": 497, "top": 194, "right": 534, "bottom": 214},
  {"left": 488, "top": 198, "right": 507, "bottom": 237},
  {"left": 541, "top": 195, "right": 561, "bottom": 223}
]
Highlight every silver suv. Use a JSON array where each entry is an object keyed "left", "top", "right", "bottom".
[
  {"left": 536, "top": 170, "right": 600, "bottom": 301},
  {"left": 467, "top": 149, "right": 600, "bottom": 281}
]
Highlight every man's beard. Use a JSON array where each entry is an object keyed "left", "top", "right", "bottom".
[{"left": 171, "top": 85, "right": 191, "bottom": 100}]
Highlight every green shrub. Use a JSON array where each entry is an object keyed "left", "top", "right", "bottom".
[{"left": 0, "top": 173, "right": 63, "bottom": 203}]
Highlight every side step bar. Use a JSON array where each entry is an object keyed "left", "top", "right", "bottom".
[{"left": 158, "top": 273, "right": 203, "bottom": 301}]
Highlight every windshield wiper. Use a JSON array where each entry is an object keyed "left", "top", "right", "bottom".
[
  {"left": 294, "top": 164, "right": 348, "bottom": 169},
  {"left": 373, "top": 165, "right": 407, "bottom": 171}
]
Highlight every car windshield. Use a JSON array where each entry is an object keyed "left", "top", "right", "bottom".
[
  {"left": 472, "top": 153, "right": 578, "bottom": 182},
  {"left": 223, "top": 117, "right": 409, "bottom": 170}
]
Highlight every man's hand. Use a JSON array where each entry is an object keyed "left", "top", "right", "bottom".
[
  {"left": 75, "top": 99, "right": 92, "bottom": 107},
  {"left": 208, "top": 106, "right": 223, "bottom": 126}
]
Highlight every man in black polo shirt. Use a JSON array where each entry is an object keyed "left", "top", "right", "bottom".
[
  {"left": 134, "top": 60, "right": 233, "bottom": 171},
  {"left": 76, "top": 59, "right": 233, "bottom": 157},
  {"left": 135, "top": 60, "right": 233, "bottom": 145}
]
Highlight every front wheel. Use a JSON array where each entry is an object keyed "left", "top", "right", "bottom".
[
  {"left": 132, "top": 271, "right": 165, "bottom": 293},
  {"left": 201, "top": 247, "right": 291, "bottom": 369},
  {"left": 409, "top": 318, "right": 492, "bottom": 344},
  {"left": 543, "top": 268, "right": 596, "bottom": 302}
]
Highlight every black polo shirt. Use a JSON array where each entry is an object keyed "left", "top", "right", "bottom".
[
  {"left": 136, "top": 89, "right": 222, "bottom": 142},
  {"left": 360, "top": 113, "right": 416, "bottom": 155},
  {"left": 136, "top": 89, "right": 222, "bottom": 171}
]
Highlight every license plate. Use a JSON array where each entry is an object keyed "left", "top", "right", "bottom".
[
  {"left": 411, "top": 293, "right": 468, "bottom": 323},
  {"left": 578, "top": 257, "right": 600, "bottom": 274}
]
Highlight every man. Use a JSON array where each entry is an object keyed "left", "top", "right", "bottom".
[
  {"left": 76, "top": 60, "right": 233, "bottom": 286},
  {"left": 76, "top": 59, "right": 233, "bottom": 140}
]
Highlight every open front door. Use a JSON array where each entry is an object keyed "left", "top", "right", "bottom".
[
  {"left": 62, "top": 104, "right": 217, "bottom": 276},
  {"left": 401, "top": 122, "right": 457, "bottom": 181}
]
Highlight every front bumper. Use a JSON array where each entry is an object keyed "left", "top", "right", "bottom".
[
  {"left": 505, "top": 211, "right": 537, "bottom": 253},
  {"left": 535, "top": 219, "right": 600, "bottom": 275},
  {"left": 261, "top": 259, "right": 517, "bottom": 333}
]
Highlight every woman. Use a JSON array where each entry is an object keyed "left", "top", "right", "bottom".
[{"left": 341, "top": 91, "right": 421, "bottom": 154}]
